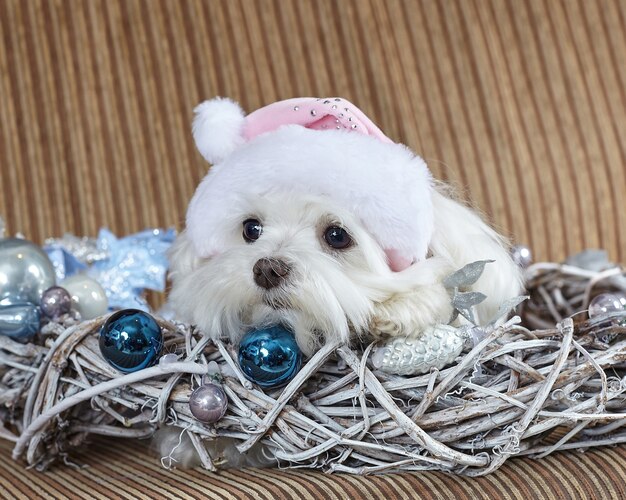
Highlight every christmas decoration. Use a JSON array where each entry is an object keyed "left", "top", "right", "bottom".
[
  {"left": 44, "top": 244, "right": 88, "bottom": 283},
  {"left": 510, "top": 244, "right": 532, "bottom": 268},
  {"left": 0, "top": 238, "right": 56, "bottom": 304},
  {"left": 45, "top": 227, "right": 174, "bottom": 312},
  {"left": 88, "top": 228, "right": 175, "bottom": 311},
  {"left": 39, "top": 286, "right": 72, "bottom": 319},
  {"left": 62, "top": 274, "right": 108, "bottom": 320},
  {"left": 238, "top": 325, "right": 302, "bottom": 389},
  {"left": 188, "top": 384, "right": 228, "bottom": 424},
  {"left": 588, "top": 293, "right": 624, "bottom": 319},
  {"left": 0, "top": 302, "right": 40, "bottom": 341},
  {"left": 99, "top": 309, "right": 163, "bottom": 373},
  {"left": 371, "top": 324, "right": 466, "bottom": 376}
]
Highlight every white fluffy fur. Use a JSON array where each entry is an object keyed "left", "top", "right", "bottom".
[
  {"left": 192, "top": 98, "right": 245, "bottom": 164},
  {"left": 429, "top": 184, "right": 523, "bottom": 324}
]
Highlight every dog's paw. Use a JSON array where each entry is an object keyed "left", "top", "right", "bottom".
[{"left": 369, "top": 283, "right": 453, "bottom": 338}]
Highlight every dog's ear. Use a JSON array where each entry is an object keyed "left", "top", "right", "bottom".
[
  {"left": 429, "top": 185, "right": 524, "bottom": 323},
  {"left": 167, "top": 230, "right": 200, "bottom": 284},
  {"left": 192, "top": 98, "right": 246, "bottom": 164}
]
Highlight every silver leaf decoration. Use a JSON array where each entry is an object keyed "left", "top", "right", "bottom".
[
  {"left": 487, "top": 295, "right": 529, "bottom": 325},
  {"left": 443, "top": 260, "right": 494, "bottom": 289},
  {"left": 452, "top": 291, "right": 487, "bottom": 309},
  {"left": 452, "top": 291, "right": 487, "bottom": 324}
]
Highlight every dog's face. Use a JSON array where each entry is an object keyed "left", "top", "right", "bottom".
[{"left": 168, "top": 194, "right": 398, "bottom": 355}]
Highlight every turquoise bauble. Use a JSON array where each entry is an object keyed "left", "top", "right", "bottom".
[
  {"left": 99, "top": 309, "right": 163, "bottom": 373},
  {"left": 238, "top": 325, "right": 302, "bottom": 389}
]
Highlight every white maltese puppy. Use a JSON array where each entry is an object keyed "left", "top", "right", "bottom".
[{"left": 168, "top": 97, "right": 523, "bottom": 357}]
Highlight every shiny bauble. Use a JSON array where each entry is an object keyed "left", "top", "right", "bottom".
[
  {"left": 588, "top": 293, "right": 623, "bottom": 319},
  {"left": 188, "top": 383, "right": 228, "bottom": 424},
  {"left": 0, "top": 302, "right": 41, "bottom": 341},
  {"left": 62, "top": 274, "right": 108, "bottom": 320},
  {"left": 99, "top": 309, "right": 163, "bottom": 373},
  {"left": 0, "top": 238, "right": 55, "bottom": 304},
  {"left": 371, "top": 324, "right": 464, "bottom": 376},
  {"left": 0, "top": 292, "right": 22, "bottom": 307},
  {"left": 238, "top": 325, "right": 302, "bottom": 389},
  {"left": 511, "top": 244, "right": 532, "bottom": 268},
  {"left": 39, "top": 286, "right": 72, "bottom": 319}
]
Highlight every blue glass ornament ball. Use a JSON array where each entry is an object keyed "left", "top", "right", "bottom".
[
  {"left": 99, "top": 309, "right": 163, "bottom": 373},
  {"left": 0, "top": 302, "right": 41, "bottom": 342},
  {"left": 238, "top": 325, "right": 302, "bottom": 389}
]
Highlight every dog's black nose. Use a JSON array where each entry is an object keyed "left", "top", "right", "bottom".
[{"left": 253, "top": 258, "right": 290, "bottom": 289}]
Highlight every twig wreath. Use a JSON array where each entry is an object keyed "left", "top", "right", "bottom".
[{"left": 0, "top": 250, "right": 625, "bottom": 476}]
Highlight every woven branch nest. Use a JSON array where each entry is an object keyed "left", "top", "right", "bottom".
[{"left": 1, "top": 260, "right": 625, "bottom": 476}]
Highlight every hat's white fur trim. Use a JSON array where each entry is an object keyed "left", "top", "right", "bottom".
[{"left": 187, "top": 125, "right": 433, "bottom": 264}]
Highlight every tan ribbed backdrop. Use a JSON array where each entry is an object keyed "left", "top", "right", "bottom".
[
  {"left": 1, "top": 0, "right": 625, "bottom": 261},
  {"left": 1, "top": 0, "right": 626, "bottom": 498}
]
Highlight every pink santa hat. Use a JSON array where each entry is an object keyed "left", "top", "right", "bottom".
[{"left": 187, "top": 97, "right": 434, "bottom": 272}]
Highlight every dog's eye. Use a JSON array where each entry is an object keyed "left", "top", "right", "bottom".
[
  {"left": 243, "top": 219, "right": 263, "bottom": 242},
  {"left": 324, "top": 226, "right": 352, "bottom": 250}
]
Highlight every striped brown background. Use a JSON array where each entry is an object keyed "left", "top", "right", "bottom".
[
  {"left": 0, "top": 437, "right": 625, "bottom": 500},
  {"left": 1, "top": 0, "right": 625, "bottom": 497},
  {"left": 1, "top": 0, "right": 625, "bottom": 262}
]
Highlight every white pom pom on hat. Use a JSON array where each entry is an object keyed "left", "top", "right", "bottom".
[
  {"left": 188, "top": 97, "right": 434, "bottom": 272},
  {"left": 192, "top": 98, "right": 246, "bottom": 164}
]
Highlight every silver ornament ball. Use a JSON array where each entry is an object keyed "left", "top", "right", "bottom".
[
  {"left": 0, "top": 302, "right": 41, "bottom": 341},
  {"left": 511, "top": 244, "right": 532, "bottom": 268},
  {"left": 0, "top": 238, "right": 56, "bottom": 304},
  {"left": 0, "top": 293, "right": 22, "bottom": 307},
  {"left": 188, "top": 383, "right": 228, "bottom": 424},
  {"left": 588, "top": 293, "right": 623, "bottom": 319}
]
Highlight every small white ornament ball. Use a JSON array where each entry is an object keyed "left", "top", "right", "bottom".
[
  {"left": 62, "top": 274, "right": 108, "bottom": 319},
  {"left": 511, "top": 245, "right": 532, "bottom": 268}
]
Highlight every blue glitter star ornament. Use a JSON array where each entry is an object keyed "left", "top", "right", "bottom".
[
  {"left": 44, "top": 246, "right": 87, "bottom": 283},
  {"left": 88, "top": 228, "right": 175, "bottom": 311}
]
